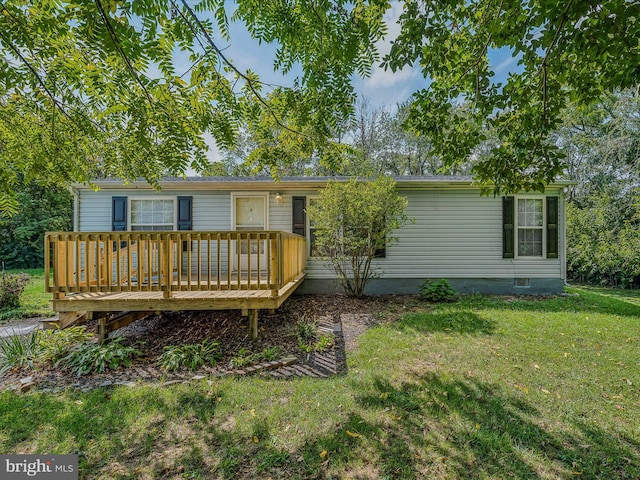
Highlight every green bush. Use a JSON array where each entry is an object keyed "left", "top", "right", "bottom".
[
  {"left": 58, "top": 337, "right": 141, "bottom": 376},
  {"left": 158, "top": 340, "right": 222, "bottom": 372},
  {"left": 0, "top": 326, "right": 94, "bottom": 373},
  {"left": 419, "top": 279, "right": 457, "bottom": 302},
  {"left": 0, "top": 331, "right": 39, "bottom": 373},
  {"left": 0, "top": 272, "right": 30, "bottom": 309},
  {"left": 37, "top": 326, "right": 93, "bottom": 363}
]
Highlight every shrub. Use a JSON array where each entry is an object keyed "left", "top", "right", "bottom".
[
  {"left": 419, "top": 279, "right": 457, "bottom": 302},
  {"left": 0, "top": 330, "right": 39, "bottom": 373},
  {"left": 158, "top": 340, "right": 222, "bottom": 372},
  {"left": 37, "top": 326, "right": 93, "bottom": 363},
  {"left": 0, "top": 271, "right": 30, "bottom": 309},
  {"left": 305, "top": 176, "right": 411, "bottom": 297},
  {"left": 58, "top": 337, "right": 141, "bottom": 376}
]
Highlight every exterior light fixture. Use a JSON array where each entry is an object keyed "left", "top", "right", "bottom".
[{"left": 274, "top": 192, "right": 283, "bottom": 205}]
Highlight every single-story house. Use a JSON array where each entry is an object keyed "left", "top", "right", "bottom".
[{"left": 45, "top": 176, "right": 569, "bottom": 337}]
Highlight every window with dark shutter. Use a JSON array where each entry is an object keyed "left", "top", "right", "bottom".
[
  {"left": 292, "top": 196, "right": 306, "bottom": 237},
  {"left": 112, "top": 196, "right": 127, "bottom": 231},
  {"left": 503, "top": 196, "right": 515, "bottom": 258},
  {"left": 546, "top": 196, "right": 559, "bottom": 258}
]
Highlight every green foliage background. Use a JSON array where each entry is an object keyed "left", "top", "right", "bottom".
[{"left": 0, "top": 182, "right": 72, "bottom": 269}]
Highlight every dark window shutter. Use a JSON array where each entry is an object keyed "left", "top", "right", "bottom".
[
  {"left": 292, "top": 196, "right": 306, "bottom": 237},
  {"left": 503, "top": 196, "right": 515, "bottom": 258},
  {"left": 177, "top": 196, "right": 193, "bottom": 230},
  {"left": 546, "top": 196, "right": 559, "bottom": 258},
  {"left": 112, "top": 196, "right": 127, "bottom": 231}
]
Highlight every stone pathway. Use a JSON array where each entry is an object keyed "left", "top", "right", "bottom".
[{"left": 267, "top": 317, "right": 346, "bottom": 379}]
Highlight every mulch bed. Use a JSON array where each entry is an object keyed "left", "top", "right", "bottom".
[{"left": 1, "top": 294, "right": 424, "bottom": 393}]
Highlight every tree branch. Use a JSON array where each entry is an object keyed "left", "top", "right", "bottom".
[
  {"left": 177, "top": 0, "right": 304, "bottom": 137},
  {"left": 0, "top": 30, "right": 72, "bottom": 120},
  {"left": 94, "top": 0, "right": 153, "bottom": 104}
]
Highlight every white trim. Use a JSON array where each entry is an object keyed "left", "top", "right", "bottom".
[
  {"left": 514, "top": 196, "right": 545, "bottom": 259},
  {"left": 128, "top": 196, "right": 176, "bottom": 231}
]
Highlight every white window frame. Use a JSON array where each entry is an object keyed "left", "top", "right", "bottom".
[
  {"left": 514, "top": 196, "right": 545, "bottom": 259},
  {"left": 230, "top": 192, "right": 270, "bottom": 230},
  {"left": 128, "top": 197, "right": 176, "bottom": 231}
]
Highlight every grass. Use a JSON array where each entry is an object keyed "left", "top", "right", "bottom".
[
  {"left": 1, "top": 287, "right": 639, "bottom": 478},
  {"left": 0, "top": 268, "right": 52, "bottom": 322}
]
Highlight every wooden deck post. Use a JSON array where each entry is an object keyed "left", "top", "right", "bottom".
[
  {"left": 248, "top": 309, "right": 258, "bottom": 340},
  {"left": 97, "top": 316, "right": 108, "bottom": 343}
]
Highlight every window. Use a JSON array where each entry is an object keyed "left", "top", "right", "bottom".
[
  {"left": 503, "top": 196, "right": 559, "bottom": 259},
  {"left": 517, "top": 198, "right": 543, "bottom": 257},
  {"left": 130, "top": 199, "right": 175, "bottom": 231}
]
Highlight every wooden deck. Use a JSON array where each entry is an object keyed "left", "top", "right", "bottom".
[
  {"left": 51, "top": 276, "right": 304, "bottom": 312},
  {"left": 45, "top": 231, "right": 306, "bottom": 339}
]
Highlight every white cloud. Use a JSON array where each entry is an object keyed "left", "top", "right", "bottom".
[{"left": 365, "top": 64, "right": 419, "bottom": 89}]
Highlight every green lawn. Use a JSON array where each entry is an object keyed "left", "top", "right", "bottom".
[
  {"left": 1, "top": 288, "right": 639, "bottom": 479},
  {"left": 0, "top": 269, "right": 52, "bottom": 322}
]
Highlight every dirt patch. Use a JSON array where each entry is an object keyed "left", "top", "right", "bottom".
[{"left": 0, "top": 294, "right": 424, "bottom": 392}]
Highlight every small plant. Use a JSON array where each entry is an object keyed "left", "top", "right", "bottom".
[
  {"left": 58, "top": 337, "right": 141, "bottom": 376},
  {"left": 296, "top": 317, "right": 317, "bottom": 342},
  {"left": 0, "top": 271, "right": 30, "bottom": 310},
  {"left": 37, "top": 326, "right": 93, "bottom": 363},
  {"left": 158, "top": 340, "right": 222, "bottom": 372},
  {"left": 0, "top": 330, "right": 39, "bottom": 373},
  {"left": 419, "top": 279, "right": 457, "bottom": 303},
  {"left": 229, "top": 347, "right": 254, "bottom": 368},
  {"left": 254, "top": 346, "right": 282, "bottom": 362},
  {"left": 314, "top": 334, "right": 335, "bottom": 352}
]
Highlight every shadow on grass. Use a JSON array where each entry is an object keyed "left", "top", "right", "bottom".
[
  {"left": 397, "top": 310, "right": 496, "bottom": 335},
  {"left": 2, "top": 374, "right": 639, "bottom": 479},
  {"left": 450, "top": 288, "right": 640, "bottom": 319}
]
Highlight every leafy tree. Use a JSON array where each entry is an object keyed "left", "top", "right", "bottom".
[
  {"left": 567, "top": 193, "right": 640, "bottom": 288},
  {"left": 557, "top": 89, "right": 640, "bottom": 204},
  {"left": 306, "top": 176, "right": 409, "bottom": 297},
  {"left": 0, "top": 0, "right": 385, "bottom": 214},
  {"left": 1, "top": 0, "right": 638, "bottom": 211},
  {"left": 560, "top": 89, "right": 640, "bottom": 287},
  {"left": 0, "top": 181, "right": 72, "bottom": 269},
  {"left": 385, "top": 1, "right": 640, "bottom": 193}
]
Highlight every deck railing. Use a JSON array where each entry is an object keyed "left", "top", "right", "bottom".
[{"left": 45, "top": 231, "right": 306, "bottom": 297}]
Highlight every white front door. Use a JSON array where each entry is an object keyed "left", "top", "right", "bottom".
[{"left": 233, "top": 195, "right": 267, "bottom": 271}]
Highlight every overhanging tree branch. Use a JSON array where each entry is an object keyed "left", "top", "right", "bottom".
[
  {"left": 94, "top": 0, "right": 153, "bottom": 104},
  {"left": 0, "top": 30, "right": 72, "bottom": 121},
  {"left": 177, "top": 0, "right": 304, "bottom": 137}
]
